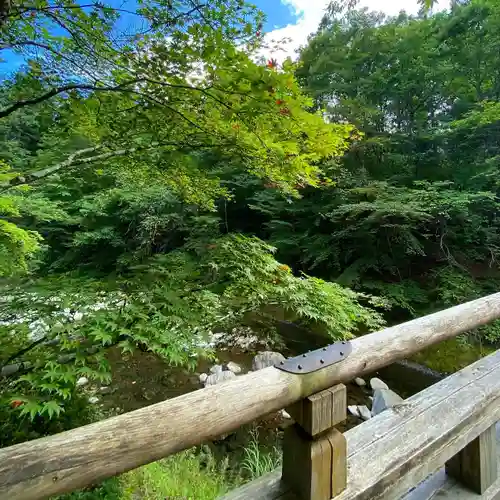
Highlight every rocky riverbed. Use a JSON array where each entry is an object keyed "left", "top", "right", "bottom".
[
  {"left": 72, "top": 325, "right": 422, "bottom": 479},
  {"left": 78, "top": 326, "right": 407, "bottom": 434}
]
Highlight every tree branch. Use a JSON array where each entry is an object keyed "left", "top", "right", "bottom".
[
  {"left": 0, "top": 77, "right": 232, "bottom": 119},
  {"left": 0, "top": 40, "right": 99, "bottom": 81},
  {"left": 2, "top": 141, "right": 228, "bottom": 191},
  {"left": 1, "top": 335, "right": 48, "bottom": 369},
  {"left": 0, "top": 84, "right": 117, "bottom": 118}
]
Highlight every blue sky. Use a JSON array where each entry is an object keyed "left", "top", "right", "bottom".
[
  {"left": 254, "top": 0, "right": 297, "bottom": 30},
  {"left": 1, "top": 0, "right": 449, "bottom": 75},
  {"left": 261, "top": 0, "right": 449, "bottom": 61},
  {"left": 1, "top": 0, "right": 298, "bottom": 75}
]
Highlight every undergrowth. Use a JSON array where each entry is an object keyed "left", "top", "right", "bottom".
[{"left": 58, "top": 429, "right": 283, "bottom": 499}]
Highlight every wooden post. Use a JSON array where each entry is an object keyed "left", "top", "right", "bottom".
[
  {"left": 282, "top": 384, "right": 347, "bottom": 500},
  {"left": 445, "top": 423, "right": 498, "bottom": 494}
]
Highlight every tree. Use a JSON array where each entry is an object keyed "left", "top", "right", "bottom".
[
  {"left": 0, "top": 0, "right": 359, "bottom": 276},
  {"left": 256, "top": 0, "right": 500, "bottom": 322},
  {"left": 0, "top": 0, "right": 264, "bottom": 116},
  {"left": 0, "top": 0, "right": 382, "bottom": 438}
]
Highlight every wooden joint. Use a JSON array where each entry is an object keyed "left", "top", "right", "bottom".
[
  {"left": 445, "top": 423, "right": 498, "bottom": 494},
  {"left": 287, "top": 384, "right": 346, "bottom": 437},
  {"left": 282, "top": 384, "right": 347, "bottom": 500}
]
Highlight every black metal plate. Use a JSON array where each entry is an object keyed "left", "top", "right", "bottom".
[{"left": 275, "top": 341, "right": 352, "bottom": 374}]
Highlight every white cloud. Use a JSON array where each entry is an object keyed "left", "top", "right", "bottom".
[{"left": 263, "top": 0, "right": 449, "bottom": 62}]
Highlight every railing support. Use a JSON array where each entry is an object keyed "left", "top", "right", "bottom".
[
  {"left": 282, "top": 384, "right": 347, "bottom": 500},
  {"left": 445, "top": 423, "right": 498, "bottom": 494}
]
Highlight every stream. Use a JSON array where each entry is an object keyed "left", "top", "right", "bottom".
[{"left": 81, "top": 319, "right": 441, "bottom": 478}]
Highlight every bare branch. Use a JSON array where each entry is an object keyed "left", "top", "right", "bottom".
[
  {"left": 0, "top": 84, "right": 113, "bottom": 118},
  {"left": 2, "top": 140, "right": 229, "bottom": 191},
  {"left": 0, "top": 77, "right": 231, "bottom": 119}
]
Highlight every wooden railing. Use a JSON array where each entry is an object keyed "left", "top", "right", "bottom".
[{"left": 2, "top": 293, "right": 500, "bottom": 499}]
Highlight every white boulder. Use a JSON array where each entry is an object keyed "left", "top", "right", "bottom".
[
  {"left": 348, "top": 405, "right": 360, "bottom": 418},
  {"left": 370, "top": 377, "right": 389, "bottom": 391},
  {"left": 354, "top": 377, "right": 366, "bottom": 387},
  {"left": 371, "top": 388, "right": 404, "bottom": 416},
  {"left": 226, "top": 361, "right": 242, "bottom": 374},
  {"left": 76, "top": 377, "right": 89, "bottom": 387},
  {"left": 204, "top": 371, "right": 236, "bottom": 387},
  {"left": 358, "top": 405, "right": 372, "bottom": 421},
  {"left": 252, "top": 351, "right": 285, "bottom": 371}
]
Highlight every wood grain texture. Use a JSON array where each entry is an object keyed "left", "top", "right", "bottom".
[
  {"left": 334, "top": 349, "right": 500, "bottom": 500},
  {"left": 282, "top": 425, "right": 346, "bottom": 500},
  {"left": 287, "top": 384, "right": 346, "bottom": 437},
  {"left": 426, "top": 430, "right": 500, "bottom": 500},
  {"left": 221, "top": 349, "right": 500, "bottom": 500},
  {"left": 219, "top": 471, "right": 293, "bottom": 500},
  {"left": 3, "top": 293, "right": 500, "bottom": 499},
  {"left": 328, "top": 429, "right": 347, "bottom": 496},
  {"left": 219, "top": 471, "right": 292, "bottom": 500},
  {"left": 446, "top": 424, "right": 498, "bottom": 494}
]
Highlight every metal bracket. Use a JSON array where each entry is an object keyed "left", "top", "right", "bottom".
[{"left": 275, "top": 341, "right": 352, "bottom": 374}]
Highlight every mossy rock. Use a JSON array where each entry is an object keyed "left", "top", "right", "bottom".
[{"left": 411, "top": 338, "right": 496, "bottom": 374}]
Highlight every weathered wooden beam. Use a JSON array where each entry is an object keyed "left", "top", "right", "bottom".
[
  {"left": 222, "top": 348, "right": 500, "bottom": 500},
  {"left": 2, "top": 293, "right": 500, "bottom": 499},
  {"left": 282, "top": 385, "right": 347, "bottom": 499},
  {"left": 287, "top": 384, "right": 346, "bottom": 437},
  {"left": 446, "top": 424, "right": 498, "bottom": 494}
]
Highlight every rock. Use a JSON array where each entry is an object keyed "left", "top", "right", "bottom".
[
  {"left": 354, "top": 377, "right": 366, "bottom": 387},
  {"left": 99, "top": 386, "right": 112, "bottom": 394},
  {"left": 199, "top": 373, "right": 208, "bottom": 384},
  {"left": 209, "top": 327, "right": 264, "bottom": 351},
  {"left": 371, "top": 388, "right": 404, "bottom": 416},
  {"left": 252, "top": 351, "right": 285, "bottom": 371},
  {"left": 204, "top": 371, "right": 236, "bottom": 387},
  {"left": 348, "top": 405, "right": 360, "bottom": 418},
  {"left": 226, "top": 361, "right": 242, "bottom": 374},
  {"left": 280, "top": 409, "right": 292, "bottom": 419},
  {"left": 210, "top": 364, "right": 223, "bottom": 374},
  {"left": 370, "top": 377, "right": 389, "bottom": 391},
  {"left": 358, "top": 405, "right": 372, "bottom": 421},
  {"left": 88, "top": 396, "right": 99, "bottom": 404},
  {"left": 76, "top": 376, "right": 89, "bottom": 387}
]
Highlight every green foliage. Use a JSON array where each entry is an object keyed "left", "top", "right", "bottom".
[
  {"left": 0, "top": 0, "right": 363, "bottom": 444},
  {"left": 241, "top": 428, "right": 282, "bottom": 480},
  {"left": 57, "top": 447, "right": 232, "bottom": 500},
  {"left": 0, "top": 233, "right": 383, "bottom": 426},
  {"left": 118, "top": 449, "right": 231, "bottom": 500},
  {"left": 0, "top": 161, "right": 44, "bottom": 275},
  {"left": 238, "top": 0, "right": 500, "bottom": 331},
  {"left": 0, "top": 388, "right": 98, "bottom": 447},
  {"left": 4, "top": 0, "right": 500, "bottom": 475},
  {"left": 56, "top": 479, "right": 122, "bottom": 500},
  {"left": 412, "top": 338, "right": 496, "bottom": 374},
  {"left": 0, "top": 218, "right": 41, "bottom": 275}
]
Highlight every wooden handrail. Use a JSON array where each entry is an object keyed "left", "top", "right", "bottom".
[
  {"left": 224, "top": 349, "right": 500, "bottom": 499},
  {"left": 2, "top": 293, "right": 500, "bottom": 499}
]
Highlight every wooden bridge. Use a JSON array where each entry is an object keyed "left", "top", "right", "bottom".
[{"left": 2, "top": 294, "right": 500, "bottom": 499}]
